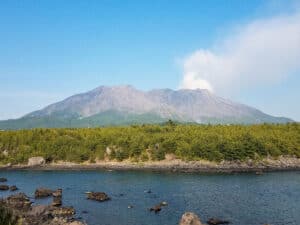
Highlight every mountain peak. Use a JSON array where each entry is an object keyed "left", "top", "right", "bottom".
[{"left": 0, "top": 85, "right": 293, "bottom": 129}]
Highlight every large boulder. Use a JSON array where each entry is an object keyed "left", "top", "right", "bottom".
[
  {"left": 28, "top": 156, "right": 45, "bottom": 166},
  {"left": 179, "top": 212, "right": 204, "bottom": 225},
  {"left": 35, "top": 187, "right": 54, "bottom": 198}
]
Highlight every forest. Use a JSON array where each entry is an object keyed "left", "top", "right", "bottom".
[{"left": 0, "top": 122, "right": 299, "bottom": 164}]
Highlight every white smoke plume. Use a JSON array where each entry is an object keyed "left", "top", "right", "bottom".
[{"left": 180, "top": 11, "right": 300, "bottom": 95}]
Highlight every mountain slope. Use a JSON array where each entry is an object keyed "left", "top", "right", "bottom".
[{"left": 0, "top": 85, "right": 292, "bottom": 129}]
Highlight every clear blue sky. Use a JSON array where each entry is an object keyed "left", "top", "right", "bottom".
[{"left": 0, "top": 0, "right": 299, "bottom": 120}]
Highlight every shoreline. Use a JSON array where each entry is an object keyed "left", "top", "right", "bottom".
[{"left": 1, "top": 157, "right": 300, "bottom": 173}]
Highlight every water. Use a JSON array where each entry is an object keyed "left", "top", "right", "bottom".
[{"left": 0, "top": 170, "right": 300, "bottom": 225}]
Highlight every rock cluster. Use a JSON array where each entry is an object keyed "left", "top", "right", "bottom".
[{"left": 1, "top": 191, "right": 85, "bottom": 225}]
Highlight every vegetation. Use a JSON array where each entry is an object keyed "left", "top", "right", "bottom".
[
  {"left": 0, "top": 122, "right": 299, "bottom": 164},
  {"left": 0, "top": 204, "right": 18, "bottom": 225}
]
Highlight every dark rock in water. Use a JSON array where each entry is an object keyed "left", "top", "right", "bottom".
[
  {"left": 144, "top": 189, "right": 152, "bottom": 193},
  {"left": 81, "top": 210, "right": 88, "bottom": 214},
  {"left": 52, "top": 196, "right": 62, "bottom": 207},
  {"left": 0, "top": 184, "right": 9, "bottom": 190},
  {"left": 52, "top": 189, "right": 63, "bottom": 207},
  {"left": 9, "top": 185, "right": 18, "bottom": 191},
  {"left": 5, "top": 192, "right": 32, "bottom": 210},
  {"left": 179, "top": 212, "right": 204, "bottom": 225},
  {"left": 207, "top": 218, "right": 230, "bottom": 225},
  {"left": 86, "top": 192, "right": 110, "bottom": 202},
  {"left": 52, "top": 188, "right": 63, "bottom": 206},
  {"left": 0, "top": 177, "right": 7, "bottom": 182},
  {"left": 128, "top": 205, "right": 133, "bottom": 209},
  {"left": 149, "top": 201, "right": 168, "bottom": 213},
  {"left": 149, "top": 204, "right": 161, "bottom": 213},
  {"left": 35, "top": 187, "right": 54, "bottom": 198}
]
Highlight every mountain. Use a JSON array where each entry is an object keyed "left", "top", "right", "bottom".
[{"left": 0, "top": 85, "right": 292, "bottom": 129}]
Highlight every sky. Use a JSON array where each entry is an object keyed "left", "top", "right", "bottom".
[{"left": 0, "top": 0, "right": 299, "bottom": 121}]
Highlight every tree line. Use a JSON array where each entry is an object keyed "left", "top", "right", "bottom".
[{"left": 0, "top": 122, "right": 299, "bottom": 164}]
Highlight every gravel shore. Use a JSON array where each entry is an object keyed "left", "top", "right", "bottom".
[{"left": 1, "top": 156, "right": 300, "bottom": 173}]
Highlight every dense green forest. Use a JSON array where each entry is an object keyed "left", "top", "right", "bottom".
[{"left": 0, "top": 122, "right": 299, "bottom": 164}]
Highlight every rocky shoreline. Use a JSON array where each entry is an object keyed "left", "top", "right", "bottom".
[{"left": 1, "top": 156, "right": 300, "bottom": 173}]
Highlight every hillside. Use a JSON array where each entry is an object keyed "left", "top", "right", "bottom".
[{"left": 0, "top": 85, "right": 292, "bottom": 129}]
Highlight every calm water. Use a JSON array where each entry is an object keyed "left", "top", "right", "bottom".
[{"left": 0, "top": 170, "right": 300, "bottom": 225}]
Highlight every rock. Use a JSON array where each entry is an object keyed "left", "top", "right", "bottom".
[
  {"left": 128, "top": 205, "right": 133, "bottom": 209},
  {"left": 144, "top": 189, "right": 152, "bottom": 193},
  {"left": 106, "top": 147, "right": 112, "bottom": 155},
  {"left": 160, "top": 201, "right": 168, "bottom": 206},
  {"left": 50, "top": 206, "right": 76, "bottom": 217},
  {"left": 86, "top": 192, "right": 110, "bottom": 202},
  {"left": 2, "top": 193, "right": 84, "bottom": 225},
  {"left": 0, "top": 184, "right": 9, "bottom": 190},
  {"left": 5, "top": 192, "right": 32, "bottom": 210},
  {"left": 53, "top": 188, "right": 63, "bottom": 198},
  {"left": 52, "top": 196, "right": 62, "bottom": 207},
  {"left": 207, "top": 218, "right": 230, "bottom": 225},
  {"left": 150, "top": 201, "right": 168, "bottom": 213},
  {"left": 255, "top": 171, "right": 263, "bottom": 175},
  {"left": 35, "top": 187, "right": 54, "bottom": 198},
  {"left": 28, "top": 205, "right": 50, "bottom": 217},
  {"left": 2, "top": 150, "right": 8, "bottom": 156},
  {"left": 52, "top": 188, "right": 63, "bottom": 206},
  {"left": 179, "top": 212, "right": 204, "bottom": 225},
  {"left": 150, "top": 205, "right": 161, "bottom": 213},
  {"left": 28, "top": 156, "right": 45, "bottom": 166},
  {"left": 68, "top": 221, "right": 86, "bottom": 225},
  {"left": 9, "top": 185, "right": 18, "bottom": 191},
  {"left": 0, "top": 177, "right": 7, "bottom": 182},
  {"left": 81, "top": 210, "right": 88, "bottom": 214}
]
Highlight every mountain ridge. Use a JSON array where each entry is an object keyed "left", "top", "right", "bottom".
[{"left": 0, "top": 85, "right": 293, "bottom": 129}]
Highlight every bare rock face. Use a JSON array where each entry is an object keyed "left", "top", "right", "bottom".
[
  {"left": 28, "top": 156, "right": 45, "bottom": 166},
  {"left": 179, "top": 212, "right": 204, "bottom": 225}
]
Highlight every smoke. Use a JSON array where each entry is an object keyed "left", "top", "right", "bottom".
[{"left": 179, "top": 11, "right": 300, "bottom": 95}]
